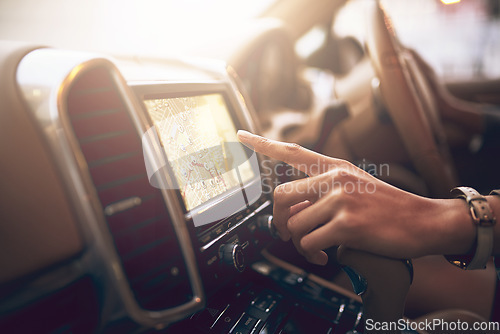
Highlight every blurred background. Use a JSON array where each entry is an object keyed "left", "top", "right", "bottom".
[
  {"left": 334, "top": 0, "right": 500, "bottom": 80},
  {"left": 1, "top": 0, "right": 499, "bottom": 81}
]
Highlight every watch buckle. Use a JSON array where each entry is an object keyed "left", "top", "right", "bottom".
[{"left": 470, "top": 205, "right": 496, "bottom": 226}]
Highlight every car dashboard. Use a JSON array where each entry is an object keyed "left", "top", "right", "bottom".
[{"left": 0, "top": 43, "right": 364, "bottom": 334}]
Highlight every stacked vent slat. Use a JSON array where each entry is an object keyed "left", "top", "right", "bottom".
[{"left": 66, "top": 66, "right": 192, "bottom": 310}]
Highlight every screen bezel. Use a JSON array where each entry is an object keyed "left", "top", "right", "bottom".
[{"left": 132, "top": 82, "right": 263, "bottom": 234}]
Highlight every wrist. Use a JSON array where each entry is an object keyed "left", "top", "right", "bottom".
[
  {"left": 427, "top": 198, "right": 476, "bottom": 256},
  {"left": 444, "top": 187, "right": 496, "bottom": 270}
]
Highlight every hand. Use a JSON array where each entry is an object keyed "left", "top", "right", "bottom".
[{"left": 237, "top": 130, "right": 475, "bottom": 265}]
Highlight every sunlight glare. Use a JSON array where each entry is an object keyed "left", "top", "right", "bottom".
[{"left": 0, "top": 0, "right": 275, "bottom": 56}]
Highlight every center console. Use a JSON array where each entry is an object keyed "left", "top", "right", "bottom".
[
  {"left": 3, "top": 46, "right": 366, "bottom": 334},
  {"left": 132, "top": 82, "right": 277, "bottom": 294},
  {"left": 125, "top": 60, "right": 366, "bottom": 334}
]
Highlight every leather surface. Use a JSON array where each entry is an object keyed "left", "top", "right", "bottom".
[
  {"left": 0, "top": 41, "right": 84, "bottom": 284},
  {"left": 447, "top": 186, "right": 495, "bottom": 269},
  {"left": 364, "top": 2, "right": 459, "bottom": 198}
]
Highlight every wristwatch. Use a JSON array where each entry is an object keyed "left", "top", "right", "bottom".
[{"left": 445, "top": 187, "right": 496, "bottom": 270}]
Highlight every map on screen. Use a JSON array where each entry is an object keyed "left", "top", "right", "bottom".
[{"left": 143, "top": 94, "right": 255, "bottom": 212}]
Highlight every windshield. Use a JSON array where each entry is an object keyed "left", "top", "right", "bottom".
[
  {"left": 335, "top": 0, "right": 500, "bottom": 80},
  {"left": 0, "top": 0, "right": 275, "bottom": 56}
]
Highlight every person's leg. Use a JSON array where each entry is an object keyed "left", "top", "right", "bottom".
[
  {"left": 404, "top": 255, "right": 497, "bottom": 320},
  {"left": 331, "top": 255, "right": 496, "bottom": 320}
]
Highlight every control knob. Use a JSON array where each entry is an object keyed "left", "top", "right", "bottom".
[
  {"left": 257, "top": 214, "right": 279, "bottom": 239},
  {"left": 221, "top": 243, "right": 245, "bottom": 272}
]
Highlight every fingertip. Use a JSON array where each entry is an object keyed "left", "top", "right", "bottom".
[
  {"left": 279, "top": 231, "right": 291, "bottom": 242},
  {"left": 311, "top": 252, "right": 328, "bottom": 266},
  {"left": 237, "top": 130, "right": 253, "bottom": 141},
  {"left": 237, "top": 131, "right": 258, "bottom": 151},
  {"left": 289, "top": 200, "right": 312, "bottom": 216}
]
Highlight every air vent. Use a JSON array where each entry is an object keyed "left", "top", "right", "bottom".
[{"left": 65, "top": 66, "right": 192, "bottom": 311}]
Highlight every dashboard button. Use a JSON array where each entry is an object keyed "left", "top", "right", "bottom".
[
  {"left": 251, "top": 291, "right": 280, "bottom": 313},
  {"left": 199, "top": 234, "right": 211, "bottom": 244},
  {"left": 192, "top": 301, "right": 229, "bottom": 331},
  {"left": 212, "top": 226, "right": 224, "bottom": 238},
  {"left": 230, "top": 313, "right": 258, "bottom": 334},
  {"left": 209, "top": 303, "right": 242, "bottom": 333}
]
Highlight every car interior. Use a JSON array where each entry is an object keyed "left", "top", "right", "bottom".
[{"left": 1, "top": 0, "right": 499, "bottom": 333}]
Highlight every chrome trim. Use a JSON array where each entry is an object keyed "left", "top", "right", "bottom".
[
  {"left": 335, "top": 303, "right": 345, "bottom": 323},
  {"left": 210, "top": 304, "right": 230, "bottom": 329},
  {"left": 229, "top": 312, "right": 246, "bottom": 333},
  {"left": 200, "top": 199, "right": 271, "bottom": 252},
  {"left": 104, "top": 196, "right": 142, "bottom": 216},
  {"left": 16, "top": 48, "right": 204, "bottom": 328},
  {"left": 253, "top": 319, "right": 262, "bottom": 333},
  {"left": 184, "top": 181, "right": 252, "bottom": 221},
  {"left": 113, "top": 55, "right": 206, "bottom": 324}
]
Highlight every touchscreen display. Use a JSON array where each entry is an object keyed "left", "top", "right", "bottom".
[{"left": 143, "top": 94, "right": 256, "bottom": 212}]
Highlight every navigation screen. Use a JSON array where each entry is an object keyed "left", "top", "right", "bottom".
[{"left": 143, "top": 94, "right": 256, "bottom": 212}]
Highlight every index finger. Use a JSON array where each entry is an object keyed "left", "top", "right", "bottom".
[{"left": 237, "top": 130, "right": 336, "bottom": 176}]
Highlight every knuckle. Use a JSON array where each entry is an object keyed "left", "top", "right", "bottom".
[
  {"left": 287, "top": 215, "right": 297, "bottom": 229},
  {"left": 341, "top": 160, "right": 356, "bottom": 170},
  {"left": 328, "top": 189, "right": 344, "bottom": 205},
  {"left": 335, "top": 212, "right": 360, "bottom": 238},
  {"left": 284, "top": 142, "right": 303, "bottom": 157},
  {"left": 300, "top": 236, "right": 313, "bottom": 252},
  {"left": 334, "top": 213, "right": 350, "bottom": 231},
  {"left": 334, "top": 167, "right": 354, "bottom": 182},
  {"left": 328, "top": 187, "right": 349, "bottom": 204},
  {"left": 256, "top": 136, "right": 271, "bottom": 147},
  {"left": 342, "top": 171, "right": 357, "bottom": 183},
  {"left": 287, "top": 215, "right": 303, "bottom": 236},
  {"left": 338, "top": 188, "right": 354, "bottom": 202},
  {"left": 253, "top": 136, "right": 273, "bottom": 152},
  {"left": 327, "top": 168, "right": 341, "bottom": 180},
  {"left": 273, "top": 184, "right": 288, "bottom": 201}
]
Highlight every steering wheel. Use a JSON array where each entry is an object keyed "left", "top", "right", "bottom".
[{"left": 365, "top": 1, "right": 458, "bottom": 198}]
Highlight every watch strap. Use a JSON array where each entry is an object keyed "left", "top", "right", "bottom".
[
  {"left": 489, "top": 190, "right": 500, "bottom": 279},
  {"left": 470, "top": 225, "right": 494, "bottom": 269},
  {"left": 446, "top": 187, "right": 496, "bottom": 270}
]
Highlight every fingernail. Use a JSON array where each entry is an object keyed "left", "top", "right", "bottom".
[
  {"left": 237, "top": 130, "right": 252, "bottom": 140},
  {"left": 312, "top": 253, "right": 327, "bottom": 265},
  {"left": 279, "top": 231, "right": 291, "bottom": 242},
  {"left": 237, "top": 131, "right": 256, "bottom": 150}
]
